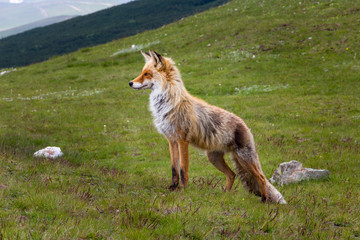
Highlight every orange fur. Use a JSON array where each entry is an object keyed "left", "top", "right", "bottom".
[{"left": 129, "top": 50, "right": 286, "bottom": 204}]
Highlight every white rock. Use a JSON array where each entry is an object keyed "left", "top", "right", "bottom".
[
  {"left": 270, "top": 160, "right": 330, "bottom": 186},
  {"left": 0, "top": 68, "right": 16, "bottom": 76},
  {"left": 0, "top": 71, "right": 10, "bottom": 76},
  {"left": 34, "top": 146, "right": 63, "bottom": 159}
]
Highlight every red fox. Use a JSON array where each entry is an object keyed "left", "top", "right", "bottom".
[{"left": 129, "top": 50, "right": 286, "bottom": 204}]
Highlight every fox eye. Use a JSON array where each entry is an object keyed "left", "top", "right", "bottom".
[{"left": 144, "top": 72, "right": 150, "bottom": 76}]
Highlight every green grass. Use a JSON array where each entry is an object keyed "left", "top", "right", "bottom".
[{"left": 1, "top": 0, "right": 360, "bottom": 238}]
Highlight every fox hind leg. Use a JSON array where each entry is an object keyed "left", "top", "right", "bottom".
[
  {"left": 248, "top": 162, "right": 268, "bottom": 202},
  {"left": 206, "top": 151, "right": 236, "bottom": 191}
]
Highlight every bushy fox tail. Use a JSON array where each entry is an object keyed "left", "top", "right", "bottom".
[
  {"left": 265, "top": 179, "right": 287, "bottom": 204},
  {"left": 231, "top": 152, "right": 287, "bottom": 204}
]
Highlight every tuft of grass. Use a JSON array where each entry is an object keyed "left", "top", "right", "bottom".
[{"left": 0, "top": 0, "right": 359, "bottom": 238}]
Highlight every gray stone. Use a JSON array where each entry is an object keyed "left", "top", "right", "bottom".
[{"left": 270, "top": 160, "right": 330, "bottom": 186}]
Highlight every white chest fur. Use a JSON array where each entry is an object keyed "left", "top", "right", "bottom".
[{"left": 149, "top": 90, "right": 175, "bottom": 137}]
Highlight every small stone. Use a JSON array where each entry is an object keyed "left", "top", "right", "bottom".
[
  {"left": 34, "top": 146, "right": 63, "bottom": 159},
  {"left": 270, "top": 160, "right": 330, "bottom": 186}
]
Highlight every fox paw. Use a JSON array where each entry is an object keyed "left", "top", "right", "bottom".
[
  {"left": 168, "top": 182, "right": 179, "bottom": 191},
  {"left": 261, "top": 195, "right": 269, "bottom": 203}
]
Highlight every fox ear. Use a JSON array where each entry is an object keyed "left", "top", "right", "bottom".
[
  {"left": 141, "top": 51, "right": 151, "bottom": 62},
  {"left": 149, "top": 49, "right": 164, "bottom": 67}
]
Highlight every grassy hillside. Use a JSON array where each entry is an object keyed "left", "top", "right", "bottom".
[
  {"left": 0, "top": 0, "right": 228, "bottom": 68},
  {"left": 0, "top": 0, "right": 359, "bottom": 238}
]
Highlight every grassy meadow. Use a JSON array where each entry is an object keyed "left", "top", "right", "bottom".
[{"left": 0, "top": 0, "right": 359, "bottom": 238}]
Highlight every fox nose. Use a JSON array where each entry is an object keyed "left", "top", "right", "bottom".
[{"left": 129, "top": 81, "right": 133, "bottom": 87}]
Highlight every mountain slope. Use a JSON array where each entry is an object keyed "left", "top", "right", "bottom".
[
  {"left": 0, "top": 0, "right": 228, "bottom": 68},
  {"left": 0, "top": 0, "right": 130, "bottom": 31},
  {"left": 0, "top": 0, "right": 359, "bottom": 238},
  {"left": 0, "top": 15, "right": 77, "bottom": 38}
]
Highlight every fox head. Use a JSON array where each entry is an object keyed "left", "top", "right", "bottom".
[{"left": 129, "top": 50, "right": 179, "bottom": 90}]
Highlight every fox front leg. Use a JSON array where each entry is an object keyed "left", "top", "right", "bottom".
[
  {"left": 178, "top": 141, "right": 189, "bottom": 188},
  {"left": 168, "top": 139, "right": 180, "bottom": 190}
]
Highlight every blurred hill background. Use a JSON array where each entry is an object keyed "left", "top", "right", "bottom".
[
  {"left": 0, "top": 0, "right": 228, "bottom": 68},
  {"left": 0, "top": 0, "right": 131, "bottom": 33}
]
